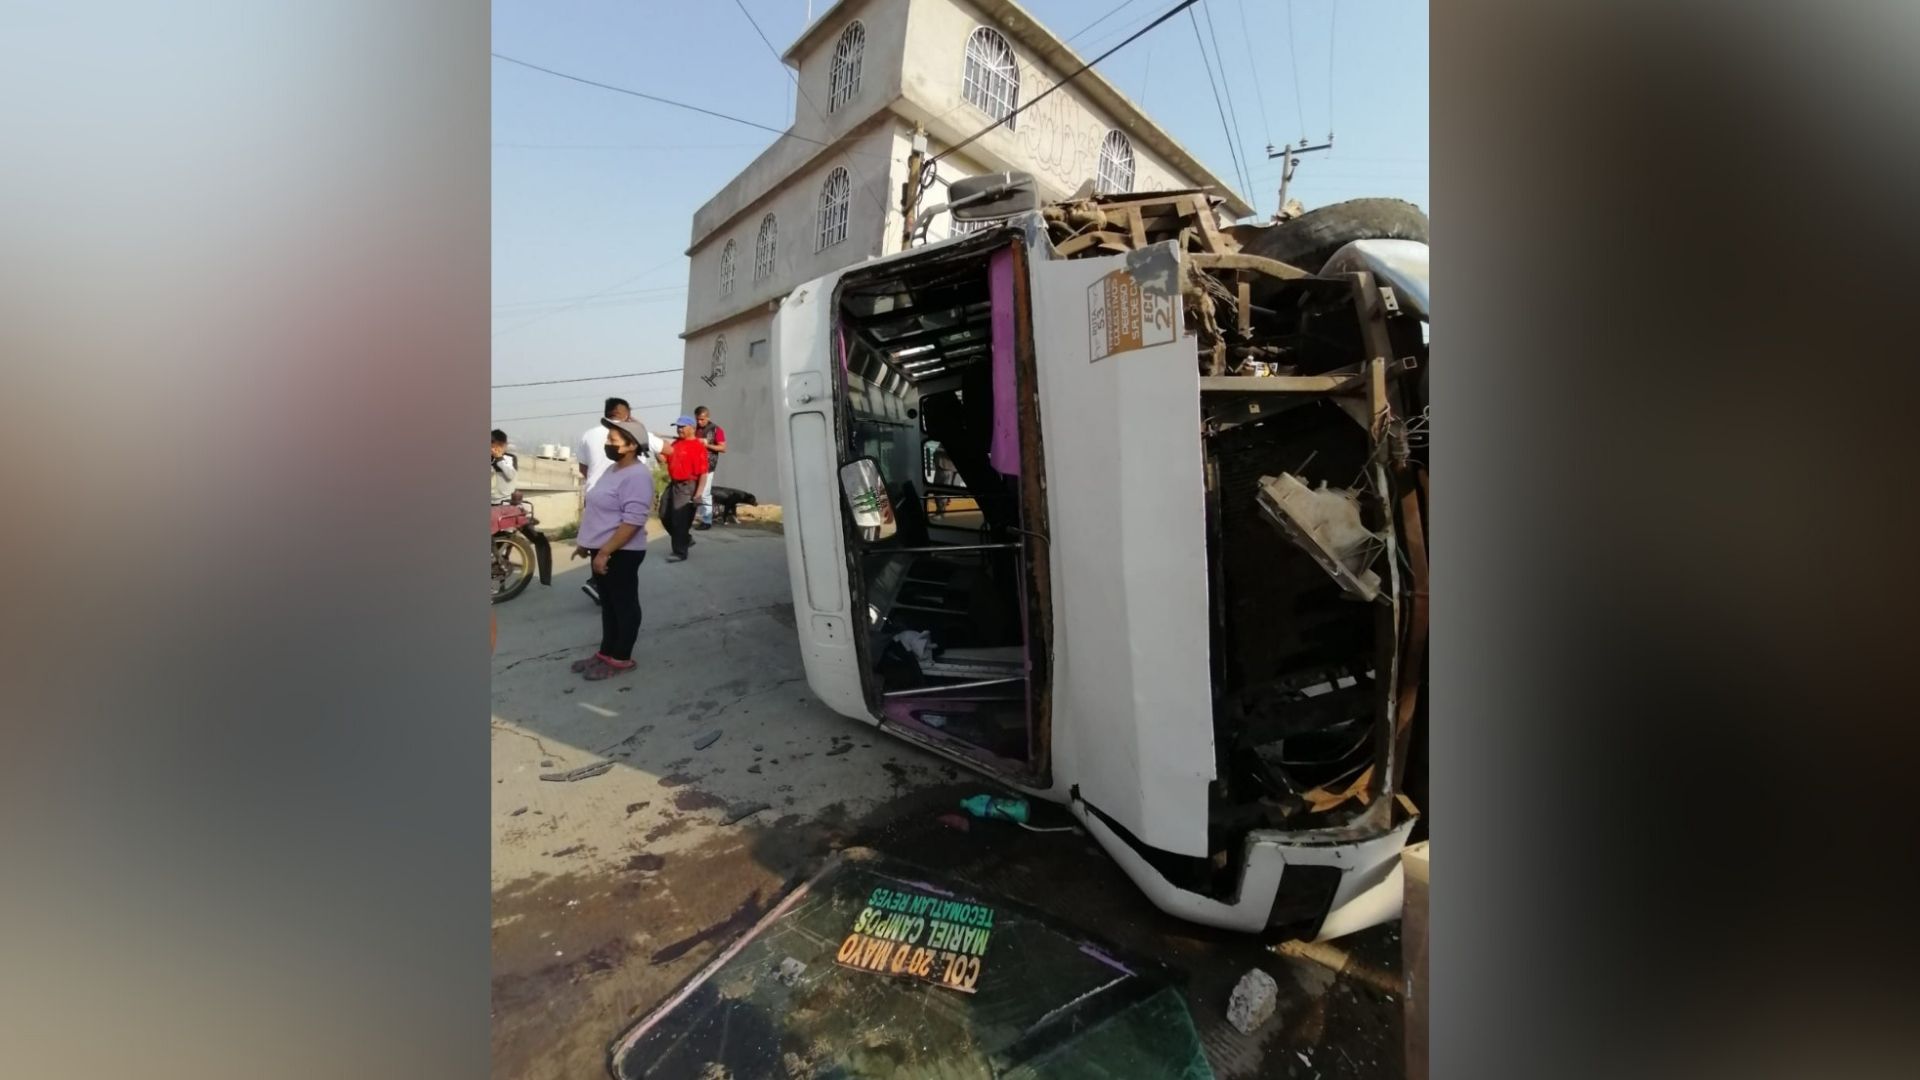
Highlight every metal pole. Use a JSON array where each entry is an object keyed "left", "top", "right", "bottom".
[
  {"left": 883, "top": 677, "right": 1026, "bottom": 698},
  {"left": 1276, "top": 143, "right": 1297, "bottom": 216},
  {"left": 1265, "top": 136, "right": 1334, "bottom": 219}
]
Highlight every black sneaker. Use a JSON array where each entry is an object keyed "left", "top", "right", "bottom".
[
  {"left": 695, "top": 523, "right": 712, "bottom": 531},
  {"left": 581, "top": 581, "right": 601, "bottom": 605}
]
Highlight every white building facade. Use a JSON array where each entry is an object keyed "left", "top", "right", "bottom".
[{"left": 678, "top": 0, "right": 1249, "bottom": 499}]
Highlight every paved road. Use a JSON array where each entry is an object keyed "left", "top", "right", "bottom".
[{"left": 490, "top": 521, "right": 1407, "bottom": 1080}]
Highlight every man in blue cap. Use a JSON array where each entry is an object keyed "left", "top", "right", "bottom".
[{"left": 659, "top": 415, "right": 710, "bottom": 562}]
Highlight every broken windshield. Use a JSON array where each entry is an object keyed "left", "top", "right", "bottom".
[{"left": 608, "top": 851, "right": 1215, "bottom": 1079}]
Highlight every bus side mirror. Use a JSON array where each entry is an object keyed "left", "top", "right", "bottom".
[{"left": 839, "top": 458, "right": 898, "bottom": 541}]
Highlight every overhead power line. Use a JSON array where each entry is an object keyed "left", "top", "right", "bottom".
[
  {"left": 491, "top": 252, "right": 685, "bottom": 339},
  {"left": 1187, "top": 8, "right": 1252, "bottom": 209},
  {"left": 1234, "top": 0, "right": 1275, "bottom": 144},
  {"left": 1068, "top": 0, "right": 1149, "bottom": 44},
  {"left": 1285, "top": 0, "right": 1308, "bottom": 139},
  {"left": 1327, "top": 0, "right": 1339, "bottom": 136},
  {"left": 492, "top": 141, "right": 762, "bottom": 151},
  {"left": 491, "top": 366, "right": 682, "bottom": 390},
  {"left": 493, "top": 399, "right": 682, "bottom": 424},
  {"left": 492, "top": 52, "right": 828, "bottom": 145},
  {"left": 495, "top": 285, "right": 686, "bottom": 310},
  {"left": 932, "top": 0, "right": 1204, "bottom": 168},
  {"left": 1198, "top": 0, "right": 1256, "bottom": 214},
  {"left": 726, "top": 0, "right": 892, "bottom": 218}
]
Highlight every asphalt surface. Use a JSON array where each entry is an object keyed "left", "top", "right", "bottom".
[{"left": 490, "top": 521, "right": 1407, "bottom": 1080}]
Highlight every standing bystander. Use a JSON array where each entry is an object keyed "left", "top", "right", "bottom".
[
  {"left": 659, "top": 415, "right": 709, "bottom": 562},
  {"left": 692, "top": 406, "right": 727, "bottom": 530},
  {"left": 577, "top": 397, "right": 663, "bottom": 605},
  {"left": 490, "top": 429, "right": 518, "bottom": 504},
  {"left": 570, "top": 416, "right": 655, "bottom": 680}
]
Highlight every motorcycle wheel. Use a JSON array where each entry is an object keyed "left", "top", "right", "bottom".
[{"left": 492, "top": 532, "right": 536, "bottom": 604}]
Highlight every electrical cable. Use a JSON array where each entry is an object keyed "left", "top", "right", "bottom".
[
  {"left": 929, "top": 0, "right": 1203, "bottom": 169},
  {"left": 727, "top": 0, "right": 893, "bottom": 220},
  {"left": 491, "top": 366, "right": 682, "bottom": 390},
  {"left": 1234, "top": 0, "right": 1275, "bottom": 145},
  {"left": 491, "top": 399, "right": 681, "bottom": 424},
  {"left": 491, "top": 53, "right": 821, "bottom": 144},
  {"left": 1067, "top": 0, "right": 1149, "bottom": 44},
  {"left": 1327, "top": 0, "right": 1339, "bottom": 137},
  {"left": 494, "top": 285, "right": 686, "bottom": 311},
  {"left": 1285, "top": 0, "right": 1308, "bottom": 139},
  {"left": 1187, "top": 8, "right": 1253, "bottom": 210},
  {"left": 491, "top": 252, "right": 685, "bottom": 339},
  {"left": 1199, "top": 0, "right": 1256, "bottom": 214}
]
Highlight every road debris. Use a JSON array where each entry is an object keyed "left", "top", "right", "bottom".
[
  {"left": 693, "top": 730, "right": 722, "bottom": 750},
  {"left": 1227, "top": 967, "right": 1279, "bottom": 1035},
  {"left": 958, "top": 794, "right": 1029, "bottom": 823},
  {"left": 722, "top": 800, "right": 771, "bottom": 825},
  {"left": 773, "top": 957, "right": 807, "bottom": 986},
  {"left": 539, "top": 760, "right": 614, "bottom": 782}
]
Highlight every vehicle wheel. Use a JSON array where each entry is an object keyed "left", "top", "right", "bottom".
[
  {"left": 492, "top": 532, "right": 535, "bottom": 604},
  {"left": 1232, "top": 198, "right": 1430, "bottom": 274}
]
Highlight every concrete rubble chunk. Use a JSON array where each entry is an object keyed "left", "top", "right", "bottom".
[
  {"left": 694, "top": 730, "right": 722, "bottom": 750},
  {"left": 774, "top": 957, "right": 807, "bottom": 986},
  {"left": 1227, "top": 967, "right": 1279, "bottom": 1035}
]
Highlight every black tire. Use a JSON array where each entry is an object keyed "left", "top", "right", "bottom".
[
  {"left": 1231, "top": 198, "right": 1429, "bottom": 274},
  {"left": 492, "top": 532, "right": 535, "bottom": 604}
]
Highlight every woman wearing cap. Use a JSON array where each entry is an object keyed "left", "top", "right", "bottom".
[
  {"left": 659, "top": 415, "right": 710, "bottom": 563},
  {"left": 569, "top": 416, "right": 655, "bottom": 680}
]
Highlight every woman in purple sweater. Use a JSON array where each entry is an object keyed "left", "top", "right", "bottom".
[{"left": 570, "top": 416, "right": 655, "bottom": 680}]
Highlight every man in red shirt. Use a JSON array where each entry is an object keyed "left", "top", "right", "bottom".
[{"left": 659, "top": 415, "right": 710, "bottom": 562}]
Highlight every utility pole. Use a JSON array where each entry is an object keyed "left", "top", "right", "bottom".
[
  {"left": 899, "top": 124, "right": 927, "bottom": 251},
  {"left": 1266, "top": 135, "right": 1334, "bottom": 218}
]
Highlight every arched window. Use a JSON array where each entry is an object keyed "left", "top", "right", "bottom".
[
  {"left": 962, "top": 28, "right": 1020, "bottom": 131},
  {"left": 754, "top": 213, "right": 777, "bottom": 281},
  {"left": 718, "top": 239, "right": 736, "bottom": 296},
  {"left": 829, "top": 22, "right": 865, "bottom": 112},
  {"left": 817, "top": 167, "right": 851, "bottom": 251},
  {"left": 1097, "top": 130, "right": 1136, "bottom": 194}
]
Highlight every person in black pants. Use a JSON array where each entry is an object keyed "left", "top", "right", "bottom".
[
  {"left": 659, "top": 415, "right": 709, "bottom": 562},
  {"left": 570, "top": 417, "right": 656, "bottom": 680}
]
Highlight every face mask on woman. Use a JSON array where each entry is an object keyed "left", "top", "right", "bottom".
[{"left": 603, "top": 443, "right": 623, "bottom": 462}]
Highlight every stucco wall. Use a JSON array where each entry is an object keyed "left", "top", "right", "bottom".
[
  {"left": 681, "top": 308, "right": 777, "bottom": 500},
  {"left": 687, "top": 0, "right": 907, "bottom": 253},
  {"left": 787, "top": 0, "right": 909, "bottom": 146},
  {"left": 900, "top": 0, "right": 1192, "bottom": 200},
  {"left": 681, "top": 121, "right": 899, "bottom": 337}
]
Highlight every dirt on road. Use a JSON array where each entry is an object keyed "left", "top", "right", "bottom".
[{"left": 491, "top": 525, "right": 1405, "bottom": 1080}]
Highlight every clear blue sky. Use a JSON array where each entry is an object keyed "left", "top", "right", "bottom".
[{"left": 491, "top": 0, "right": 1428, "bottom": 449}]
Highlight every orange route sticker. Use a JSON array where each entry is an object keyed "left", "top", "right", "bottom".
[{"left": 1088, "top": 266, "right": 1176, "bottom": 362}]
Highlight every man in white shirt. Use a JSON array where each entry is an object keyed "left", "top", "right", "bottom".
[
  {"left": 490, "top": 429, "right": 518, "bottom": 504},
  {"left": 577, "top": 398, "right": 664, "bottom": 604}
]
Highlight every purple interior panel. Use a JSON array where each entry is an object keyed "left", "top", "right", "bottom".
[{"left": 987, "top": 247, "right": 1019, "bottom": 476}]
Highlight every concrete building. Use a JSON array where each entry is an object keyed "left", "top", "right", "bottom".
[{"left": 678, "top": 0, "right": 1250, "bottom": 499}]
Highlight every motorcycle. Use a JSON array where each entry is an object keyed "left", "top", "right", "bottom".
[{"left": 491, "top": 492, "right": 553, "bottom": 604}]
